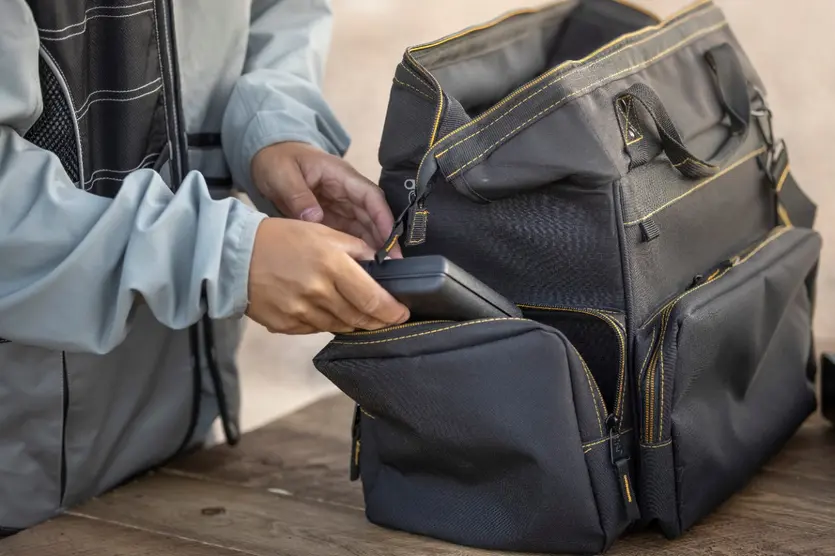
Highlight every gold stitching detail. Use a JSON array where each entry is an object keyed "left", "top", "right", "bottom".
[
  {"left": 384, "top": 234, "right": 400, "bottom": 252},
  {"left": 643, "top": 226, "right": 792, "bottom": 441},
  {"left": 638, "top": 329, "right": 656, "bottom": 381},
  {"left": 777, "top": 203, "right": 793, "bottom": 227},
  {"left": 582, "top": 428, "right": 634, "bottom": 453},
  {"left": 393, "top": 78, "right": 434, "bottom": 101},
  {"left": 398, "top": 63, "right": 434, "bottom": 91},
  {"left": 407, "top": 6, "right": 547, "bottom": 53},
  {"left": 624, "top": 475, "right": 634, "bottom": 503},
  {"left": 359, "top": 407, "right": 376, "bottom": 420},
  {"left": 624, "top": 147, "right": 766, "bottom": 226},
  {"left": 672, "top": 156, "right": 716, "bottom": 170},
  {"left": 330, "top": 318, "right": 529, "bottom": 345},
  {"left": 354, "top": 440, "right": 361, "bottom": 466},
  {"left": 572, "top": 345, "right": 604, "bottom": 437},
  {"left": 445, "top": 21, "right": 730, "bottom": 179},
  {"left": 641, "top": 439, "right": 673, "bottom": 449},
  {"left": 341, "top": 320, "right": 453, "bottom": 337},
  {"left": 433, "top": 5, "right": 719, "bottom": 160},
  {"left": 775, "top": 164, "right": 791, "bottom": 192}
]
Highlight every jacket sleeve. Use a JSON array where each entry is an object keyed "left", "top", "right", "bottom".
[
  {"left": 221, "top": 0, "right": 350, "bottom": 215},
  {"left": 0, "top": 0, "right": 267, "bottom": 354}
]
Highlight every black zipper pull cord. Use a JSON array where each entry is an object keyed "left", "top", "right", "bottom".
[{"left": 608, "top": 415, "right": 640, "bottom": 521}]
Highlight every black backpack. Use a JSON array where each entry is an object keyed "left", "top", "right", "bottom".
[{"left": 314, "top": 1, "right": 820, "bottom": 553}]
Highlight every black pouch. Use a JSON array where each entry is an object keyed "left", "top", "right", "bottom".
[
  {"left": 635, "top": 227, "right": 820, "bottom": 536},
  {"left": 314, "top": 318, "right": 635, "bottom": 554}
]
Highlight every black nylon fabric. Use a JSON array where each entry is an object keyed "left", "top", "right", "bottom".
[
  {"left": 24, "top": 57, "right": 80, "bottom": 183},
  {"left": 26, "top": 0, "right": 169, "bottom": 196},
  {"left": 316, "top": 1, "right": 822, "bottom": 553},
  {"left": 315, "top": 318, "right": 631, "bottom": 554}
]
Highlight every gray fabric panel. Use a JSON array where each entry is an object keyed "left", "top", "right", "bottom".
[
  {"left": 0, "top": 344, "right": 63, "bottom": 529},
  {"left": 62, "top": 305, "right": 192, "bottom": 508}
]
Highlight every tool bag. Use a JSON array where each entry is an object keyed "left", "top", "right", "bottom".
[{"left": 314, "top": 0, "right": 821, "bottom": 553}]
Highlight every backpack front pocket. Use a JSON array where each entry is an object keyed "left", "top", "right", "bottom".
[
  {"left": 635, "top": 227, "right": 820, "bottom": 537},
  {"left": 315, "top": 318, "right": 637, "bottom": 554}
]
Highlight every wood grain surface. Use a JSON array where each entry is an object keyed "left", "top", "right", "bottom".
[{"left": 3, "top": 394, "right": 835, "bottom": 556}]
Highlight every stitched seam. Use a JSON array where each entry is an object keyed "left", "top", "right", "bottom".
[
  {"left": 40, "top": 48, "right": 85, "bottom": 186},
  {"left": 392, "top": 78, "right": 434, "bottom": 101},
  {"left": 641, "top": 439, "right": 672, "bottom": 449},
  {"left": 75, "top": 78, "right": 162, "bottom": 115},
  {"left": 445, "top": 21, "right": 730, "bottom": 179},
  {"left": 359, "top": 408, "right": 376, "bottom": 420},
  {"left": 619, "top": 96, "right": 645, "bottom": 146},
  {"left": 76, "top": 85, "right": 162, "bottom": 120},
  {"left": 408, "top": 7, "right": 545, "bottom": 52},
  {"left": 434, "top": 7, "right": 720, "bottom": 160},
  {"left": 330, "top": 318, "right": 529, "bottom": 345},
  {"left": 38, "top": 1, "right": 154, "bottom": 33},
  {"left": 672, "top": 156, "right": 716, "bottom": 169},
  {"left": 40, "top": 10, "right": 155, "bottom": 42},
  {"left": 777, "top": 203, "right": 792, "bottom": 226},
  {"left": 85, "top": 151, "right": 161, "bottom": 181},
  {"left": 432, "top": 3, "right": 715, "bottom": 155},
  {"left": 624, "top": 147, "right": 766, "bottom": 226},
  {"left": 582, "top": 428, "right": 633, "bottom": 453},
  {"left": 572, "top": 346, "right": 604, "bottom": 437},
  {"left": 775, "top": 164, "right": 791, "bottom": 192},
  {"left": 341, "top": 320, "right": 452, "bottom": 336},
  {"left": 638, "top": 329, "right": 656, "bottom": 382},
  {"left": 397, "top": 64, "right": 434, "bottom": 92}
]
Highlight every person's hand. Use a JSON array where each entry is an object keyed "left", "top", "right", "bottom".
[
  {"left": 246, "top": 218, "right": 410, "bottom": 334},
  {"left": 251, "top": 141, "right": 402, "bottom": 257}
]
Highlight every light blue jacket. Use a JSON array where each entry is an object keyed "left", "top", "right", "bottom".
[{"left": 0, "top": 0, "right": 348, "bottom": 531}]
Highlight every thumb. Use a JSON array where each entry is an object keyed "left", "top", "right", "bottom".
[{"left": 267, "top": 159, "right": 323, "bottom": 222}]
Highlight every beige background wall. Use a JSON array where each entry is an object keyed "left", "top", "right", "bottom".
[{"left": 233, "top": 0, "right": 835, "bottom": 433}]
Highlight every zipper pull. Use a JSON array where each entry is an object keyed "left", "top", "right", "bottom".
[
  {"left": 607, "top": 415, "right": 640, "bottom": 521},
  {"left": 350, "top": 404, "right": 362, "bottom": 482}
]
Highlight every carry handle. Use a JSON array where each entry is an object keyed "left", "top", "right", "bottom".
[{"left": 616, "top": 43, "right": 751, "bottom": 179}]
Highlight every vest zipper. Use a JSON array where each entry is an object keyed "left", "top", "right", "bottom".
[{"left": 60, "top": 351, "right": 68, "bottom": 505}]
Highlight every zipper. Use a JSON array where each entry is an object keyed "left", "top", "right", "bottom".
[
  {"left": 518, "top": 305, "right": 627, "bottom": 422},
  {"left": 518, "top": 304, "right": 638, "bottom": 518},
  {"left": 641, "top": 227, "right": 792, "bottom": 443},
  {"left": 60, "top": 352, "right": 68, "bottom": 505},
  {"left": 340, "top": 320, "right": 453, "bottom": 337}
]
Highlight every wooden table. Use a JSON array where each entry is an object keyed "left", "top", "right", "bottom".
[{"left": 4, "top": 394, "right": 835, "bottom": 556}]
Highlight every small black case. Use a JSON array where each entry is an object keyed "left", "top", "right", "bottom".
[{"left": 360, "top": 255, "right": 522, "bottom": 321}]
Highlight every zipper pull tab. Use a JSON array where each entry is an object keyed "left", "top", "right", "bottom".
[
  {"left": 350, "top": 404, "right": 362, "bottom": 482},
  {"left": 608, "top": 416, "right": 640, "bottom": 521}
]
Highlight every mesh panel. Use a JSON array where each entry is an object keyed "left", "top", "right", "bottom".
[{"left": 24, "top": 57, "right": 80, "bottom": 184}]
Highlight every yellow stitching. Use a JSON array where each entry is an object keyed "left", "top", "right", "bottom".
[
  {"left": 572, "top": 345, "right": 604, "bottom": 437},
  {"left": 341, "top": 320, "right": 452, "bottom": 336},
  {"left": 407, "top": 210, "right": 429, "bottom": 244},
  {"left": 672, "top": 156, "right": 717, "bottom": 170},
  {"left": 642, "top": 226, "right": 792, "bottom": 439},
  {"left": 330, "top": 318, "right": 529, "bottom": 345},
  {"left": 517, "top": 304, "right": 626, "bottom": 418},
  {"left": 646, "top": 344, "right": 658, "bottom": 441},
  {"left": 433, "top": 5, "right": 720, "bottom": 160},
  {"left": 398, "top": 63, "right": 434, "bottom": 92},
  {"left": 775, "top": 164, "right": 791, "bottom": 192},
  {"left": 445, "top": 21, "right": 730, "bottom": 179},
  {"left": 354, "top": 440, "right": 361, "bottom": 466},
  {"left": 408, "top": 7, "right": 546, "bottom": 52},
  {"left": 624, "top": 475, "right": 633, "bottom": 503},
  {"left": 582, "top": 428, "right": 634, "bottom": 452},
  {"left": 639, "top": 329, "right": 656, "bottom": 379},
  {"left": 623, "top": 96, "right": 645, "bottom": 145},
  {"left": 624, "top": 147, "right": 766, "bottom": 226},
  {"left": 777, "top": 204, "right": 793, "bottom": 227},
  {"left": 384, "top": 234, "right": 400, "bottom": 252},
  {"left": 359, "top": 407, "right": 376, "bottom": 420},
  {"left": 739, "top": 226, "right": 791, "bottom": 264},
  {"left": 393, "top": 78, "right": 434, "bottom": 101},
  {"left": 641, "top": 439, "right": 673, "bottom": 449}
]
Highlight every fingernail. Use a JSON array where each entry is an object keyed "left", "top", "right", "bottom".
[{"left": 300, "top": 207, "right": 323, "bottom": 222}]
